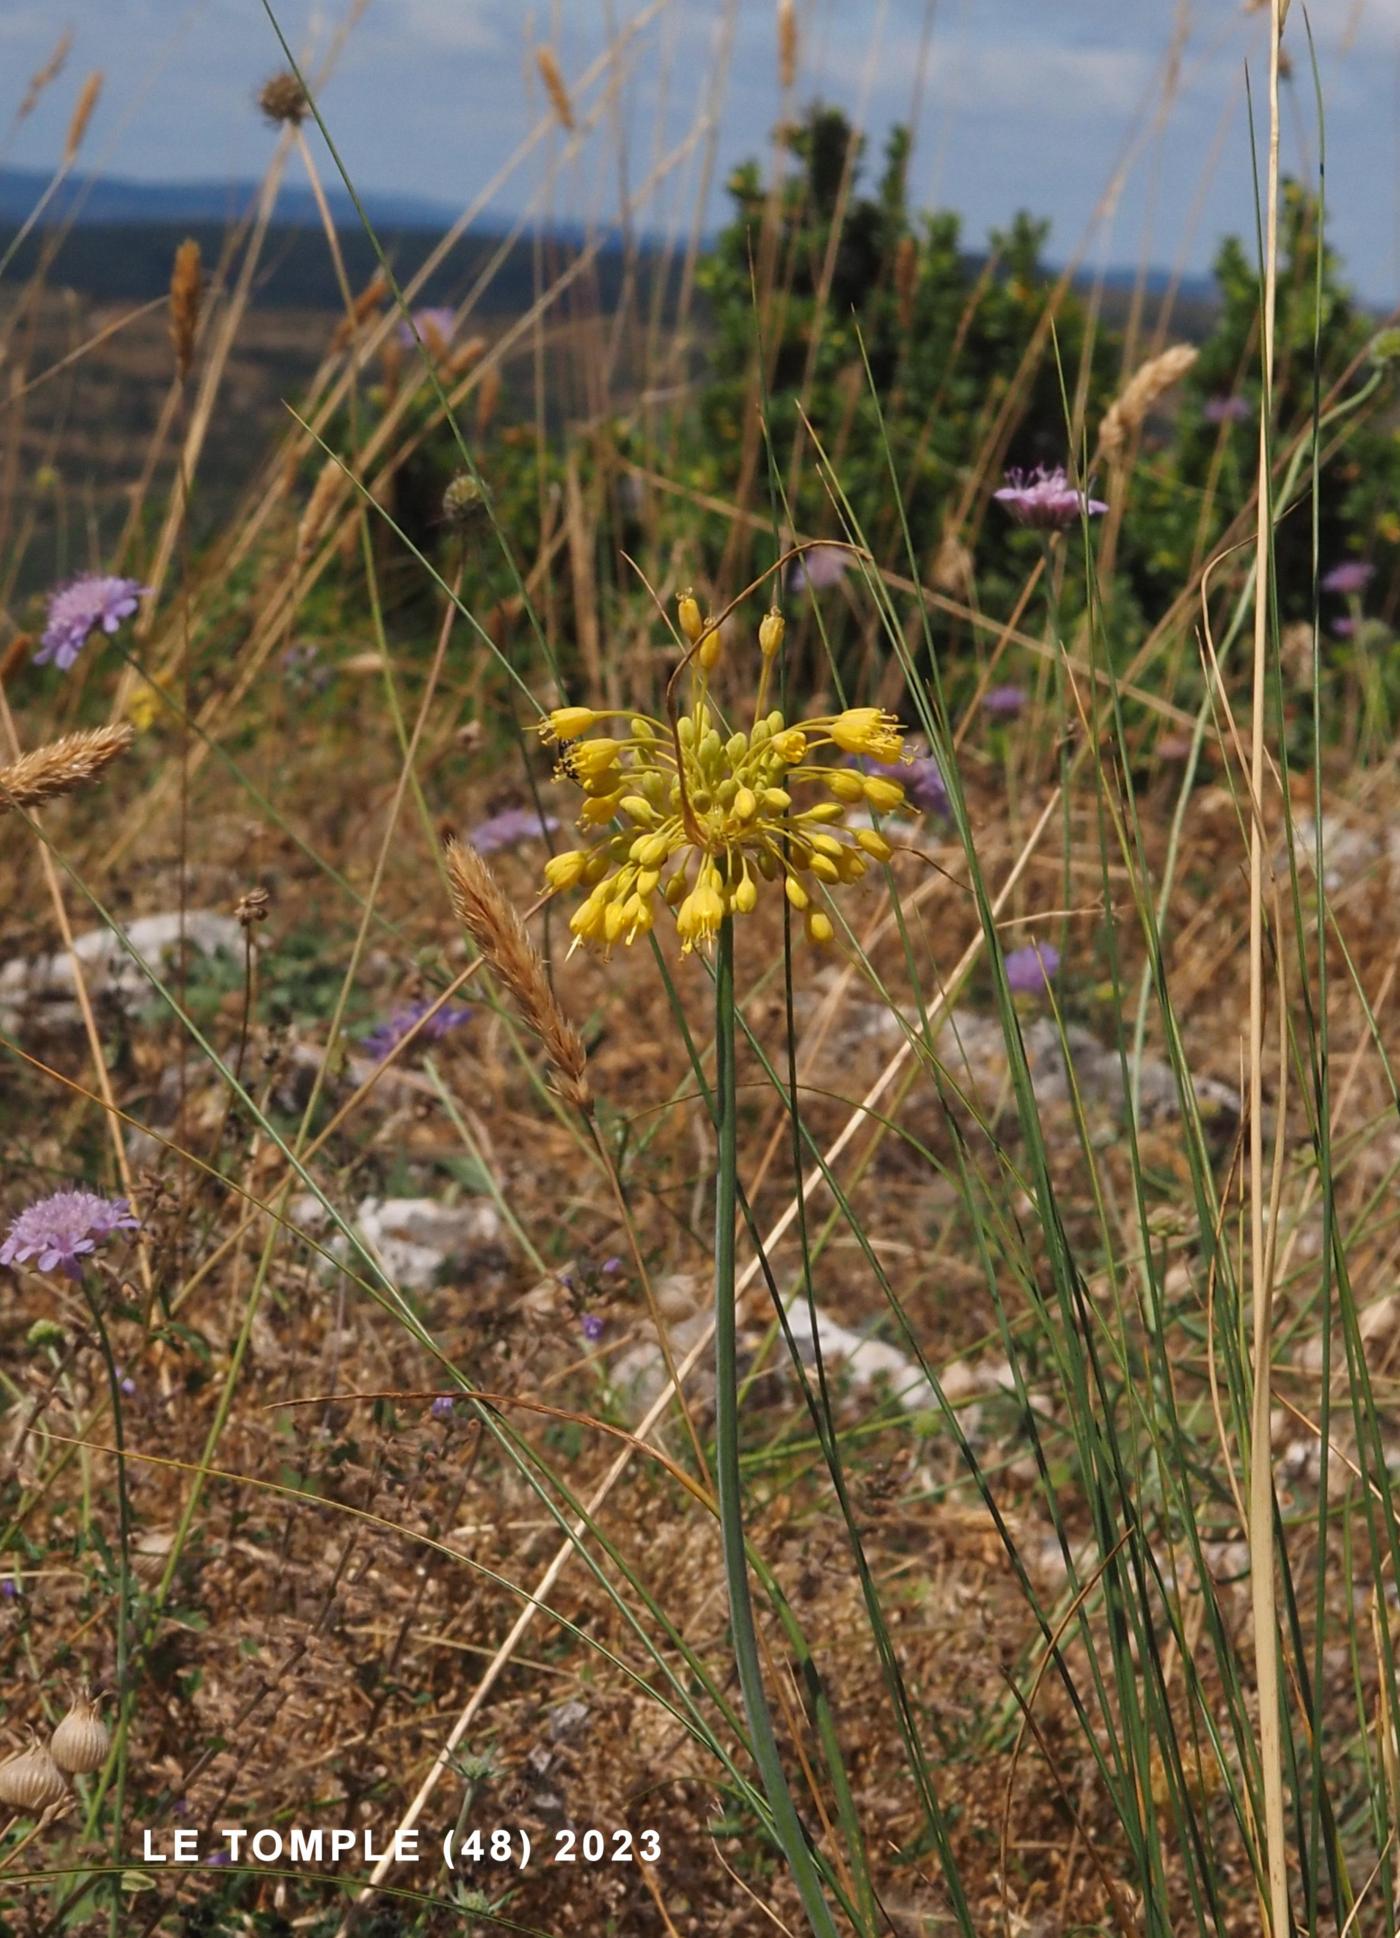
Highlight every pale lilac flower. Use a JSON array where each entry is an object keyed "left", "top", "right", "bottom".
[
  {"left": 1320, "top": 561, "right": 1374, "bottom": 597},
  {"left": 37, "top": 575, "right": 148, "bottom": 671},
  {"left": 994, "top": 467, "right": 1107, "bottom": 531},
  {"left": 982, "top": 684, "right": 1026, "bottom": 718},
  {"left": 361, "top": 997, "right": 471, "bottom": 1061},
  {"left": 0, "top": 1189, "right": 140, "bottom": 1279},
  {"left": 1332, "top": 616, "right": 1357, "bottom": 639},
  {"left": 1203, "top": 394, "right": 1250, "bottom": 425},
  {"left": 600, "top": 1256, "right": 623, "bottom": 1276},
  {"left": 787, "top": 544, "right": 851, "bottom": 594},
  {"left": 580, "top": 1313, "right": 605, "bottom": 1345},
  {"left": 471, "top": 805, "right": 560, "bottom": 855},
  {"left": 396, "top": 306, "right": 456, "bottom": 351},
  {"left": 1004, "top": 942, "right": 1060, "bottom": 996},
  {"left": 430, "top": 1395, "right": 456, "bottom": 1422}
]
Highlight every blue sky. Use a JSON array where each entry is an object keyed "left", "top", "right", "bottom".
[{"left": 2, "top": 1, "right": 1398, "bottom": 304}]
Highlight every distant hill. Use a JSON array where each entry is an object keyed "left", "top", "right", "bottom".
[
  {"left": 0, "top": 164, "right": 460, "bottom": 233},
  {"left": 0, "top": 164, "right": 1220, "bottom": 325}
]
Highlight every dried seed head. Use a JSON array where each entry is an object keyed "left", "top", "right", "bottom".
[
  {"left": 444, "top": 837, "right": 591, "bottom": 1115},
  {"left": 49, "top": 1690, "right": 110, "bottom": 1775},
  {"left": 235, "top": 886, "right": 270, "bottom": 930},
  {"left": 1100, "top": 344, "right": 1199, "bottom": 459},
  {"left": 0, "top": 1744, "right": 68, "bottom": 1814},
  {"left": 442, "top": 471, "right": 487, "bottom": 528},
  {"left": 929, "top": 532, "right": 975, "bottom": 598},
  {"left": 259, "top": 70, "right": 308, "bottom": 126},
  {"left": 535, "top": 46, "right": 574, "bottom": 130},
  {"left": 17, "top": 30, "right": 72, "bottom": 126},
  {"left": 63, "top": 72, "right": 102, "bottom": 164},
  {"left": 169, "top": 238, "right": 202, "bottom": 381},
  {"left": 0, "top": 724, "right": 133, "bottom": 816}
]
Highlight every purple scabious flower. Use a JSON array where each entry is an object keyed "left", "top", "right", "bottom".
[
  {"left": 361, "top": 997, "right": 472, "bottom": 1061},
  {"left": 787, "top": 544, "right": 851, "bottom": 595},
  {"left": 982, "top": 684, "right": 1026, "bottom": 718},
  {"left": 0, "top": 1189, "right": 140, "bottom": 1279},
  {"left": 37, "top": 574, "right": 148, "bottom": 671},
  {"left": 1320, "top": 561, "right": 1374, "bottom": 597},
  {"left": 580, "top": 1313, "right": 605, "bottom": 1345},
  {"left": 1203, "top": 394, "right": 1250, "bottom": 425},
  {"left": 994, "top": 467, "right": 1107, "bottom": 531},
  {"left": 1004, "top": 942, "right": 1061, "bottom": 996},
  {"left": 396, "top": 306, "right": 456, "bottom": 351},
  {"left": 471, "top": 805, "right": 561, "bottom": 855}
]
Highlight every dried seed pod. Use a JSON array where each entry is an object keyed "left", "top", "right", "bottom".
[
  {"left": 50, "top": 1691, "right": 110, "bottom": 1775},
  {"left": 0, "top": 1744, "right": 68, "bottom": 1813}
]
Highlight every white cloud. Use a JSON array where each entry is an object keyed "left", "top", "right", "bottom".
[{"left": 391, "top": 0, "right": 511, "bottom": 56}]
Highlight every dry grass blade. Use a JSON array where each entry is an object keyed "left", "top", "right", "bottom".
[
  {"left": 1100, "top": 343, "right": 1199, "bottom": 458},
  {"left": 0, "top": 724, "right": 134, "bottom": 814},
  {"left": 443, "top": 835, "right": 591, "bottom": 1114}
]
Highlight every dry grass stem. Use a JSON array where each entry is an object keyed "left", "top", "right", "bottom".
[
  {"left": 0, "top": 724, "right": 134, "bottom": 815},
  {"left": 778, "top": 0, "right": 798, "bottom": 89},
  {"left": 443, "top": 836, "right": 591, "bottom": 1113}
]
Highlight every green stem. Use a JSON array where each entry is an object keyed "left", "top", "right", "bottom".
[
  {"left": 713, "top": 915, "right": 841, "bottom": 1938},
  {"left": 80, "top": 1282, "right": 131, "bottom": 1936}
]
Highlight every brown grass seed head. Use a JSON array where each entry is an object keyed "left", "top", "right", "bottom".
[
  {"left": 0, "top": 724, "right": 134, "bottom": 815},
  {"left": 169, "top": 238, "right": 203, "bottom": 381},
  {"left": 443, "top": 836, "right": 591, "bottom": 1114}
]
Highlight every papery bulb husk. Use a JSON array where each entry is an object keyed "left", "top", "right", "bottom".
[
  {"left": 50, "top": 1695, "right": 110, "bottom": 1774},
  {"left": 0, "top": 1744, "right": 69, "bottom": 1813},
  {"left": 130, "top": 1530, "right": 175, "bottom": 1584}
]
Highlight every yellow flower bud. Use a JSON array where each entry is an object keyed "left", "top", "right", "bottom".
[
  {"left": 806, "top": 910, "right": 834, "bottom": 945},
  {"left": 732, "top": 871, "right": 758, "bottom": 913},
  {"left": 822, "top": 770, "right": 866, "bottom": 803},
  {"left": 580, "top": 791, "right": 624, "bottom": 824},
  {"left": 544, "top": 849, "right": 589, "bottom": 891},
  {"left": 758, "top": 608, "right": 785, "bottom": 658},
  {"left": 784, "top": 874, "right": 810, "bottom": 911},
  {"left": 862, "top": 776, "right": 905, "bottom": 813},
  {"left": 733, "top": 786, "right": 758, "bottom": 822},
  {"left": 856, "top": 828, "right": 893, "bottom": 862},
  {"left": 697, "top": 626, "right": 722, "bottom": 671},
  {"left": 542, "top": 706, "right": 603, "bottom": 741},
  {"left": 619, "top": 795, "right": 656, "bottom": 823},
  {"left": 678, "top": 591, "right": 704, "bottom": 643}
]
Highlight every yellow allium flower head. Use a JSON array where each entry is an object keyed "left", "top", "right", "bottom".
[{"left": 536, "top": 597, "right": 910, "bottom": 955}]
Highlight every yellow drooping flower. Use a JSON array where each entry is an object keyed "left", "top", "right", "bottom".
[{"left": 537, "top": 598, "right": 908, "bottom": 954}]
